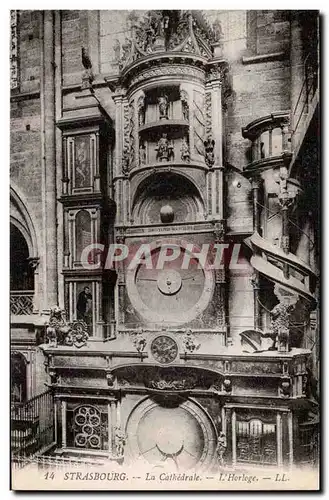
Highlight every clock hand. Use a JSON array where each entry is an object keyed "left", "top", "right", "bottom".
[{"left": 137, "top": 278, "right": 158, "bottom": 281}]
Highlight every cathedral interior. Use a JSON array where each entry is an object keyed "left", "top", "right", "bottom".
[{"left": 10, "top": 10, "right": 319, "bottom": 471}]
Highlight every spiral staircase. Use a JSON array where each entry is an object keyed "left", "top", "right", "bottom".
[{"left": 240, "top": 112, "right": 317, "bottom": 352}]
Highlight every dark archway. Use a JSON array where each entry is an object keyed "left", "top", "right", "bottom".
[
  {"left": 10, "top": 223, "right": 34, "bottom": 291},
  {"left": 11, "top": 352, "right": 27, "bottom": 403}
]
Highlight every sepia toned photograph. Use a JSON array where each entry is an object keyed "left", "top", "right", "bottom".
[{"left": 10, "top": 9, "right": 320, "bottom": 491}]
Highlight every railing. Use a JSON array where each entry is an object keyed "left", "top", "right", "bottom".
[
  {"left": 292, "top": 51, "right": 319, "bottom": 143},
  {"left": 10, "top": 290, "right": 34, "bottom": 315},
  {"left": 12, "top": 453, "right": 104, "bottom": 471},
  {"left": 11, "top": 389, "right": 54, "bottom": 459},
  {"left": 242, "top": 112, "right": 291, "bottom": 168}
]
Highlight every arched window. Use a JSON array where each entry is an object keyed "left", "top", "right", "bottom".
[{"left": 11, "top": 352, "right": 27, "bottom": 403}]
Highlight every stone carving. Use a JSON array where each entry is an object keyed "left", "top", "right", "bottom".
[
  {"left": 204, "top": 136, "right": 215, "bottom": 167},
  {"left": 106, "top": 372, "right": 115, "bottom": 387},
  {"left": 216, "top": 431, "right": 227, "bottom": 467},
  {"left": 180, "top": 137, "right": 190, "bottom": 162},
  {"left": 158, "top": 94, "right": 169, "bottom": 120},
  {"left": 279, "top": 376, "right": 291, "bottom": 398},
  {"left": 113, "top": 39, "right": 121, "bottom": 61},
  {"left": 114, "top": 427, "right": 126, "bottom": 458},
  {"left": 223, "top": 378, "right": 232, "bottom": 393},
  {"left": 212, "top": 19, "right": 223, "bottom": 43},
  {"left": 183, "top": 329, "right": 200, "bottom": 354},
  {"left": 147, "top": 372, "right": 198, "bottom": 391},
  {"left": 155, "top": 133, "right": 174, "bottom": 162},
  {"left": 129, "top": 99, "right": 135, "bottom": 168},
  {"left": 129, "top": 65, "right": 205, "bottom": 88},
  {"left": 46, "top": 306, "right": 89, "bottom": 348},
  {"left": 46, "top": 306, "right": 71, "bottom": 348},
  {"left": 180, "top": 89, "right": 189, "bottom": 120},
  {"left": 123, "top": 102, "right": 130, "bottom": 170},
  {"left": 65, "top": 320, "right": 89, "bottom": 349},
  {"left": 132, "top": 329, "right": 147, "bottom": 353},
  {"left": 81, "top": 47, "right": 94, "bottom": 90},
  {"left": 205, "top": 91, "right": 212, "bottom": 137},
  {"left": 137, "top": 94, "right": 145, "bottom": 126},
  {"left": 122, "top": 151, "right": 130, "bottom": 176},
  {"left": 269, "top": 287, "right": 298, "bottom": 352},
  {"left": 139, "top": 143, "right": 146, "bottom": 166},
  {"left": 10, "top": 11, "right": 18, "bottom": 90}
]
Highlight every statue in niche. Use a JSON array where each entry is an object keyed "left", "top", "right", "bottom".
[
  {"left": 180, "top": 89, "right": 189, "bottom": 120},
  {"left": 139, "top": 142, "right": 146, "bottom": 165},
  {"left": 114, "top": 426, "right": 126, "bottom": 458},
  {"left": 180, "top": 137, "right": 190, "bottom": 162},
  {"left": 212, "top": 19, "right": 223, "bottom": 43},
  {"left": 156, "top": 133, "right": 174, "bottom": 162},
  {"left": 204, "top": 136, "right": 215, "bottom": 167},
  {"left": 137, "top": 94, "right": 145, "bottom": 126},
  {"left": 216, "top": 431, "right": 227, "bottom": 467},
  {"left": 158, "top": 94, "right": 169, "bottom": 120},
  {"left": 113, "top": 39, "right": 121, "bottom": 61}
]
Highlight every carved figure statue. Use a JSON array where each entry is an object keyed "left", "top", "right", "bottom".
[
  {"left": 156, "top": 133, "right": 174, "bottom": 162},
  {"left": 137, "top": 94, "right": 145, "bottom": 126},
  {"left": 114, "top": 427, "right": 126, "bottom": 458},
  {"left": 158, "top": 94, "right": 169, "bottom": 120},
  {"left": 46, "top": 306, "right": 71, "bottom": 348},
  {"left": 133, "top": 330, "right": 147, "bottom": 353},
  {"left": 180, "top": 137, "right": 190, "bottom": 162},
  {"left": 139, "top": 143, "right": 146, "bottom": 165},
  {"left": 270, "top": 299, "right": 295, "bottom": 351},
  {"left": 216, "top": 431, "right": 227, "bottom": 467},
  {"left": 180, "top": 89, "right": 189, "bottom": 120},
  {"left": 81, "top": 47, "right": 94, "bottom": 90},
  {"left": 183, "top": 329, "right": 200, "bottom": 353},
  {"left": 113, "top": 39, "right": 121, "bottom": 62},
  {"left": 204, "top": 136, "right": 215, "bottom": 167}
]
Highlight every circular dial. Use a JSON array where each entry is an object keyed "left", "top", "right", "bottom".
[
  {"left": 126, "top": 241, "right": 214, "bottom": 325},
  {"left": 150, "top": 335, "right": 178, "bottom": 364},
  {"left": 157, "top": 270, "right": 182, "bottom": 295}
]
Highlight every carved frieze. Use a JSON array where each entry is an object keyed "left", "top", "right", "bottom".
[{"left": 129, "top": 65, "right": 205, "bottom": 88}]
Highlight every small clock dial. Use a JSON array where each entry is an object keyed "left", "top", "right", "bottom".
[{"left": 150, "top": 336, "right": 178, "bottom": 364}]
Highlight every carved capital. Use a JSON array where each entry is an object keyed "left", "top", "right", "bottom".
[{"left": 28, "top": 257, "right": 40, "bottom": 270}]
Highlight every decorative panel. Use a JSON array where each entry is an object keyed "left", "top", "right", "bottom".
[
  {"left": 75, "top": 210, "right": 92, "bottom": 264},
  {"left": 67, "top": 404, "right": 108, "bottom": 451},
  {"left": 236, "top": 418, "right": 277, "bottom": 465}
]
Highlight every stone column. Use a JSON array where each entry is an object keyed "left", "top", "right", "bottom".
[
  {"left": 61, "top": 400, "right": 67, "bottom": 448},
  {"left": 251, "top": 176, "right": 263, "bottom": 331},
  {"left": 112, "top": 88, "right": 125, "bottom": 226},
  {"left": 276, "top": 412, "right": 283, "bottom": 467},
  {"left": 41, "top": 11, "right": 58, "bottom": 311},
  {"left": 231, "top": 410, "right": 237, "bottom": 466}
]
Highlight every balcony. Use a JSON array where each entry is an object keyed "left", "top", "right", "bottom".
[{"left": 242, "top": 111, "right": 291, "bottom": 174}]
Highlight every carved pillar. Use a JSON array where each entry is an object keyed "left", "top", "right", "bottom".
[
  {"left": 276, "top": 412, "right": 283, "bottom": 466},
  {"left": 61, "top": 400, "right": 67, "bottom": 448},
  {"left": 28, "top": 257, "right": 40, "bottom": 313},
  {"left": 206, "top": 67, "right": 224, "bottom": 219},
  {"left": 41, "top": 10, "right": 58, "bottom": 310},
  {"left": 115, "top": 229, "right": 126, "bottom": 326},
  {"left": 288, "top": 411, "right": 294, "bottom": 468},
  {"left": 110, "top": 400, "right": 117, "bottom": 456},
  {"left": 251, "top": 176, "right": 263, "bottom": 331},
  {"left": 231, "top": 410, "right": 237, "bottom": 466},
  {"left": 112, "top": 89, "right": 125, "bottom": 226},
  {"left": 277, "top": 164, "right": 297, "bottom": 279},
  {"left": 212, "top": 221, "right": 228, "bottom": 342}
]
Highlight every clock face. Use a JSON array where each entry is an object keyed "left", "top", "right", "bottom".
[
  {"left": 150, "top": 335, "right": 178, "bottom": 364},
  {"left": 126, "top": 241, "right": 214, "bottom": 325}
]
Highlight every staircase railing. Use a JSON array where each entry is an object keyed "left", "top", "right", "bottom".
[{"left": 11, "top": 389, "right": 55, "bottom": 459}]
